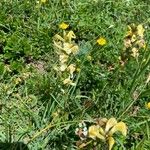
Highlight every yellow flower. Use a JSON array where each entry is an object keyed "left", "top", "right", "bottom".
[
  {"left": 60, "top": 64, "right": 67, "bottom": 71},
  {"left": 64, "top": 30, "right": 76, "bottom": 43},
  {"left": 67, "top": 64, "right": 76, "bottom": 76},
  {"left": 88, "top": 118, "right": 127, "bottom": 150},
  {"left": 108, "top": 122, "right": 127, "bottom": 137},
  {"left": 137, "top": 24, "right": 145, "bottom": 38},
  {"left": 88, "top": 125, "right": 105, "bottom": 140},
  {"left": 131, "top": 47, "right": 139, "bottom": 58},
  {"left": 124, "top": 38, "right": 132, "bottom": 48},
  {"left": 59, "top": 22, "right": 69, "bottom": 30},
  {"left": 70, "top": 45, "right": 79, "bottom": 54},
  {"left": 105, "top": 118, "right": 117, "bottom": 133},
  {"left": 131, "top": 34, "right": 136, "bottom": 42},
  {"left": 97, "top": 37, "right": 107, "bottom": 46},
  {"left": 63, "top": 77, "right": 76, "bottom": 86},
  {"left": 59, "top": 54, "right": 69, "bottom": 63},
  {"left": 105, "top": 118, "right": 127, "bottom": 150},
  {"left": 53, "top": 31, "right": 78, "bottom": 54},
  {"left": 108, "top": 137, "right": 115, "bottom": 150},
  {"left": 63, "top": 43, "right": 73, "bottom": 54},
  {"left": 146, "top": 102, "right": 150, "bottom": 109},
  {"left": 63, "top": 43, "right": 79, "bottom": 55},
  {"left": 136, "top": 39, "right": 145, "bottom": 48},
  {"left": 41, "top": 0, "right": 47, "bottom": 3},
  {"left": 126, "top": 25, "right": 133, "bottom": 37}
]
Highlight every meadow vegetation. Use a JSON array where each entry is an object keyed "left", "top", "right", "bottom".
[{"left": 0, "top": 0, "right": 150, "bottom": 149}]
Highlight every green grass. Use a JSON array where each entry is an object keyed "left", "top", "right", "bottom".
[{"left": 0, "top": 0, "right": 150, "bottom": 149}]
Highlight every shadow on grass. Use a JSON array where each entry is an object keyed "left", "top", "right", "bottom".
[{"left": 0, "top": 142, "right": 29, "bottom": 150}]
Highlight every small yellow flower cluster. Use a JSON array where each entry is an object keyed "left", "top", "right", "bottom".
[
  {"left": 53, "top": 23, "right": 79, "bottom": 86},
  {"left": 76, "top": 118, "right": 127, "bottom": 150},
  {"left": 97, "top": 37, "right": 107, "bottom": 46},
  {"left": 124, "top": 24, "right": 145, "bottom": 58},
  {"left": 59, "top": 22, "right": 69, "bottom": 30}
]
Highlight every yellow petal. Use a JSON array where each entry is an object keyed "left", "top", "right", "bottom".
[
  {"left": 60, "top": 64, "right": 67, "bottom": 71},
  {"left": 131, "top": 34, "right": 136, "bottom": 42},
  {"left": 137, "top": 24, "right": 145, "bottom": 37},
  {"left": 63, "top": 43, "right": 73, "bottom": 54},
  {"left": 65, "top": 31, "right": 76, "bottom": 43},
  {"left": 125, "top": 25, "right": 133, "bottom": 37},
  {"left": 97, "top": 118, "right": 108, "bottom": 126},
  {"left": 99, "top": 127, "right": 105, "bottom": 136},
  {"left": 127, "top": 25, "right": 132, "bottom": 32},
  {"left": 105, "top": 118, "right": 117, "bottom": 133},
  {"left": 59, "top": 22, "right": 69, "bottom": 30},
  {"left": 109, "top": 122, "right": 127, "bottom": 136},
  {"left": 63, "top": 43, "right": 78, "bottom": 55},
  {"left": 54, "top": 34, "right": 65, "bottom": 42},
  {"left": 67, "top": 64, "right": 76, "bottom": 76},
  {"left": 108, "top": 137, "right": 115, "bottom": 150},
  {"left": 131, "top": 47, "right": 139, "bottom": 58},
  {"left": 136, "top": 39, "right": 145, "bottom": 48},
  {"left": 71, "top": 45, "right": 79, "bottom": 54},
  {"left": 88, "top": 125, "right": 105, "bottom": 140},
  {"left": 126, "top": 31, "right": 132, "bottom": 37},
  {"left": 53, "top": 41, "right": 64, "bottom": 50},
  {"left": 63, "top": 78, "right": 72, "bottom": 84},
  {"left": 63, "top": 78, "right": 76, "bottom": 86},
  {"left": 97, "top": 37, "right": 106, "bottom": 46},
  {"left": 124, "top": 38, "right": 132, "bottom": 48},
  {"left": 101, "top": 118, "right": 108, "bottom": 123},
  {"left": 59, "top": 54, "right": 68, "bottom": 63}
]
